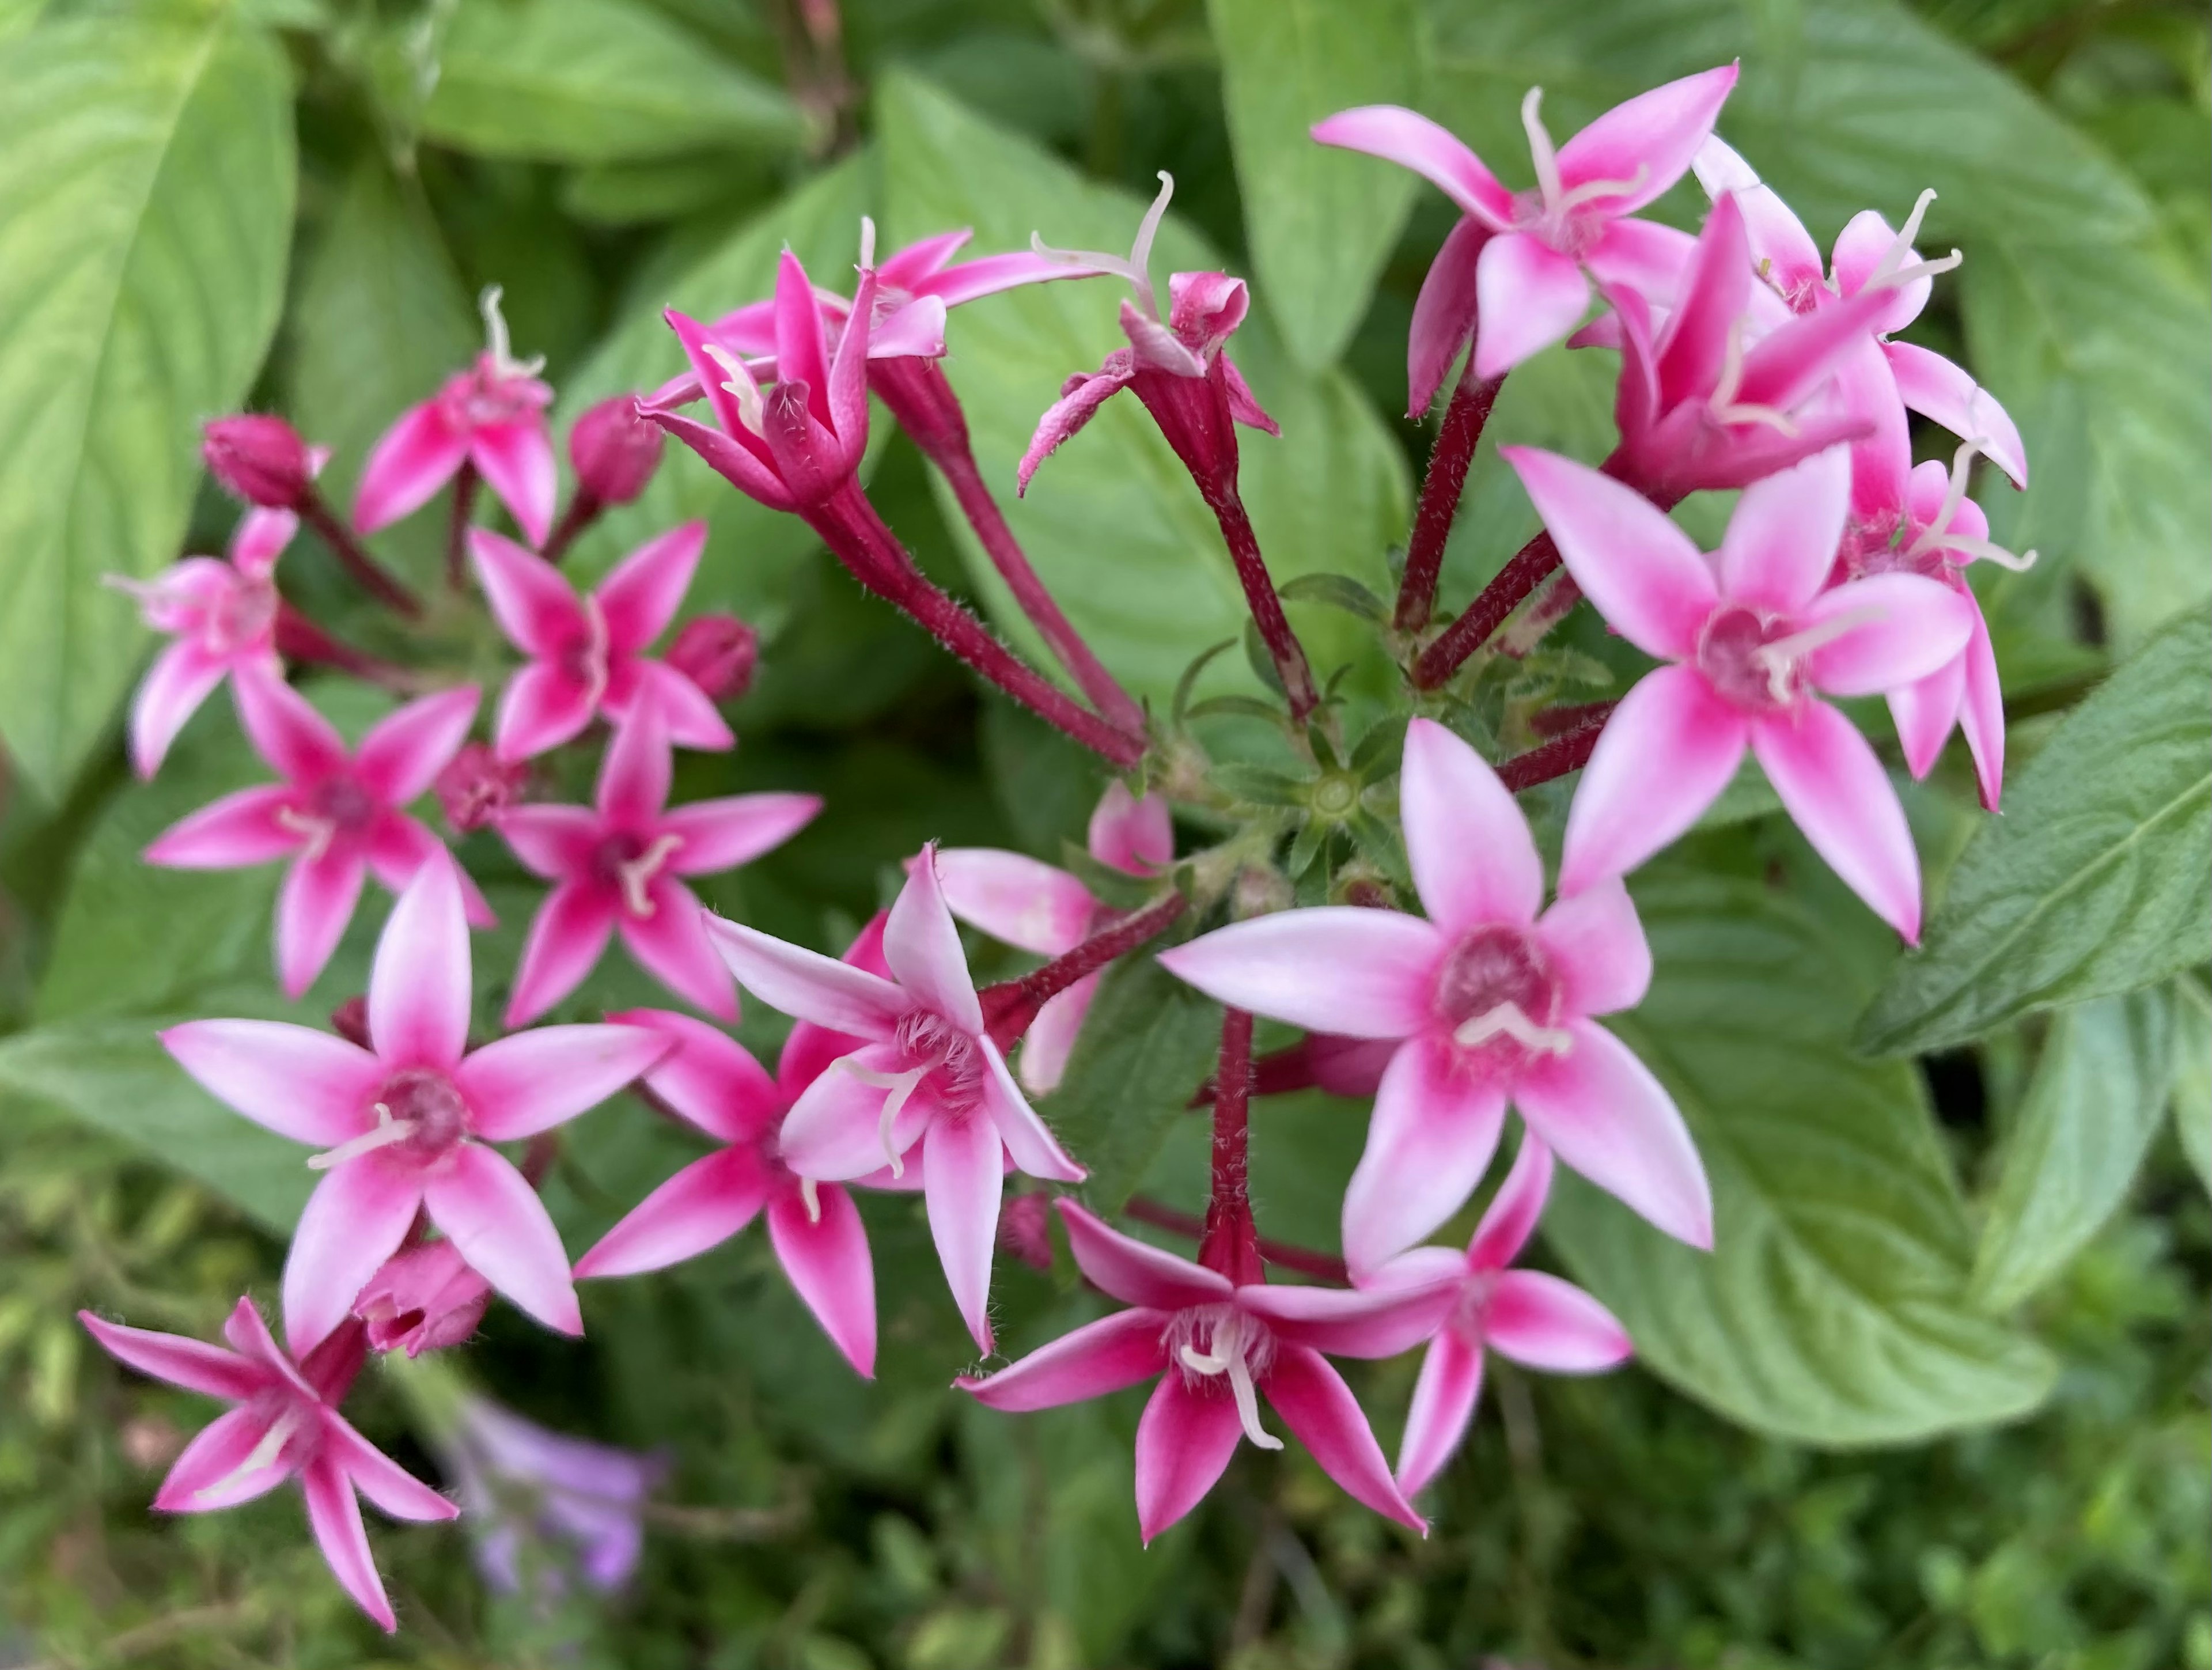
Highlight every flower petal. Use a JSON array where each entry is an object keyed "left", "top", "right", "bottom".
[
  {"left": 608, "top": 1008, "right": 781, "bottom": 1143},
  {"left": 1534, "top": 880, "right": 1650, "bottom": 1018},
  {"left": 355, "top": 686, "right": 480, "bottom": 806},
  {"left": 458, "top": 1023, "right": 668, "bottom": 1142},
  {"left": 1156, "top": 909, "right": 1439, "bottom": 1039},
  {"left": 764, "top": 1183, "right": 877, "bottom": 1377},
  {"left": 363, "top": 815, "right": 491, "bottom": 929},
  {"left": 423, "top": 1143, "right": 582, "bottom": 1335},
  {"left": 1556, "top": 63, "right": 1738, "bottom": 214},
  {"left": 77, "top": 1311, "right": 266, "bottom": 1402},
  {"left": 959, "top": 1308, "right": 1167, "bottom": 1411},
  {"left": 1483, "top": 1270, "right": 1633, "bottom": 1372},
  {"left": 620, "top": 657, "right": 736, "bottom": 752},
  {"left": 1017, "top": 976, "right": 1097, "bottom": 1095},
  {"left": 1468, "top": 1134, "right": 1554, "bottom": 1270},
  {"left": 1653, "top": 194, "right": 1753, "bottom": 411},
  {"left": 778, "top": 1042, "right": 935, "bottom": 1181},
  {"left": 573, "top": 1148, "right": 772, "bottom": 1279},
  {"left": 283, "top": 1158, "right": 422, "bottom": 1355},
  {"left": 145, "top": 784, "right": 300, "bottom": 869},
  {"left": 1883, "top": 342, "right": 2028, "bottom": 487},
  {"left": 131, "top": 641, "right": 230, "bottom": 779},
  {"left": 1310, "top": 105, "right": 1514, "bottom": 227},
  {"left": 368, "top": 851, "right": 474, "bottom": 1071},
  {"left": 494, "top": 803, "right": 601, "bottom": 880},
  {"left": 1134, "top": 1372, "right": 1244, "bottom": 1543},
  {"left": 503, "top": 880, "right": 618, "bottom": 1028},
  {"left": 1016, "top": 362, "right": 1130, "bottom": 495},
  {"left": 595, "top": 522, "right": 704, "bottom": 652},
  {"left": 276, "top": 846, "right": 367, "bottom": 999},
  {"left": 1402, "top": 717, "right": 1542, "bottom": 933},
  {"left": 493, "top": 662, "right": 597, "bottom": 762},
  {"left": 1395, "top": 1329, "right": 1483, "bottom": 1498},
  {"left": 354, "top": 401, "right": 467, "bottom": 537},
  {"left": 1088, "top": 781, "right": 1175, "bottom": 875},
  {"left": 154, "top": 1405, "right": 292, "bottom": 1513},
  {"left": 978, "top": 1036, "right": 1084, "bottom": 1183},
  {"left": 1341, "top": 1036, "right": 1506, "bottom": 1277},
  {"left": 1802, "top": 573, "right": 1976, "bottom": 698},
  {"left": 1751, "top": 703, "right": 1923, "bottom": 942},
  {"left": 1056, "top": 1199, "right": 1231, "bottom": 1312},
  {"left": 469, "top": 528, "right": 582, "bottom": 658},
  {"left": 1958, "top": 611, "right": 2006, "bottom": 812},
  {"left": 1406, "top": 217, "right": 1490, "bottom": 418},
  {"left": 1501, "top": 446, "right": 1717, "bottom": 659},
  {"left": 884, "top": 846, "right": 983, "bottom": 1033},
  {"left": 1516, "top": 1020, "right": 1712, "bottom": 1249},
  {"left": 923, "top": 1112, "right": 1004, "bottom": 1352},
  {"left": 1262, "top": 1345, "right": 1423, "bottom": 1532},
  {"left": 1831, "top": 209, "right": 1929, "bottom": 333},
  {"left": 1715, "top": 444, "right": 1851, "bottom": 615},
  {"left": 469, "top": 419, "right": 558, "bottom": 549},
  {"left": 933, "top": 848, "right": 1094, "bottom": 956},
  {"left": 707, "top": 918, "right": 907, "bottom": 1037},
  {"left": 1890, "top": 650, "right": 1967, "bottom": 782},
  {"left": 1241, "top": 1280, "right": 1455, "bottom": 1360},
  {"left": 1473, "top": 233, "right": 1591, "bottom": 378},
  {"left": 621, "top": 878, "right": 738, "bottom": 1021},
  {"left": 662, "top": 793, "right": 823, "bottom": 877},
  {"left": 161, "top": 1020, "right": 381, "bottom": 1145},
  {"left": 1690, "top": 135, "right": 1821, "bottom": 296},
  {"left": 1558, "top": 665, "right": 1749, "bottom": 893},
  {"left": 234, "top": 665, "right": 350, "bottom": 786},
  {"left": 323, "top": 1414, "right": 459, "bottom": 1521},
  {"left": 301, "top": 1458, "right": 397, "bottom": 1631}
]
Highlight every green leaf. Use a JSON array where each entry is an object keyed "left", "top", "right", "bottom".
[
  {"left": 0, "top": 16, "right": 295, "bottom": 798},
  {"left": 876, "top": 73, "right": 1410, "bottom": 714},
  {"left": 421, "top": 0, "right": 801, "bottom": 164},
  {"left": 1969, "top": 989, "right": 2176, "bottom": 1311},
  {"left": 1857, "top": 608, "right": 2211, "bottom": 1056},
  {"left": 1047, "top": 953, "right": 1222, "bottom": 1214},
  {"left": 1544, "top": 874, "right": 2055, "bottom": 1446},
  {"left": 2172, "top": 975, "right": 2212, "bottom": 1199},
  {"left": 1207, "top": 0, "right": 1421, "bottom": 366}
]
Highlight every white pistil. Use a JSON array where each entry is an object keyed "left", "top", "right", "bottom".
[
  {"left": 273, "top": 804, "right": 337, "bottom": 864},
  {"left": 1032, "top": 171, "right": 1176, "bottom": 319},
  {"left": 1521, "top": 88, "right": 1564, "bottom": 213},
  {"left": 1555, "top": 162, "right": 1649, "bottom": 214},
  {"left": 1862, "top": 190, "right": 1962, "bottom": 293},
  {"left": 478, "top": 285, "right": 546, "bottom": 381},
  {"left": 1903, "top": 440, "right": 2037, "bottom": 571},
  {"left": 1452, "top": 1003, "right": 1573, "bottom": 1055},
  {"left": 615, "top": 833, "right": 685, "bottom": 917},
  {"left": 1707, "top": 317, "right": 1800, "bottom": 436},
  {"left": 799, "top": 1176, "right": 822, "bottom": 1224},
  {"left": 1178, "top": 1312, "right": 1281, "bottom": 1451},
  {"left": 1748, "top": 606, "right": 1884, "bottom": 703},
  {"left": 858, "top": 214, "right": 877, "bottom": 273},
  {"left": 705, "top": 344, "right": 768, "bottom": 436},
  {"left": 307, "top": 1101, "right": 416, "bottom": 1172},
  {"left": 195, "top": 1408, "right": 301, "bottom": 1500},
  {"left": 576, "top": 594, "right": 613, "bottom": 713},
  {"left": 836, "top": 1058, "right": 928, "bottom": 1177}
]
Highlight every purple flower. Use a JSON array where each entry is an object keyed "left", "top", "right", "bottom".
[{"left": 443, "top": 1395, "right": 665, "bottom": 1597}]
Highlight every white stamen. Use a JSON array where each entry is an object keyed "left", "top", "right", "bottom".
[
  {"left": 1749, "top": 606, "right": 1884, "bottom": 703},
  {"left": 800, "top": 1176, "right": 822, "bottom": 1224},
  {"left": 705, "top": 344, "right": 767, "bottom": 436},
  {"left": 307, "top": 1101, "right": 416, "bottom": 1171},
  {"left": 1177, "top": 1312, "right": 1281, "bottom": 1450},
  {"left": 836, "top": 1058, "right": 927, "bottom": 1177},
  {"left": 615, "top": 833, "right": 685, "bottom": 918},
  {"left": 1901, "top": 441, "right": 2036, "bottom": 571},
  {"left": 858, "top": 214, "right": 877, "bottom": 272},
  {"left": 1521, "top": 88, "right": 1563, "bottom": 212},
  {"left": 576, "top": 594, "right": 612, "bottom": 713},
  {"left": 195, "top": 1408, "right": 301, "bottom": 1500},
  {"left": 274, "top": 804, "right": 337, "bottom": 865},
  {"left": 1707, "top": 317, "right": 1800, "bottom": 436},
  {"left": 1554, "top": 163, "right": 1649, "bottom": 214},
  {"left": 1859, "top": 190, "right": 1961, "bottom": 297},
  {"left": 478, "top": 285, "right": 546, "bottom": 381},
  {"left": 1937, "top": 534, "right": 2037, "bottom": 571},
  {"left": 1029, "top": 171, "right": 1176, "bottom": 319},
  {"left": 1452, "top": 1003, "right": 1574, "bottom": 1055}
]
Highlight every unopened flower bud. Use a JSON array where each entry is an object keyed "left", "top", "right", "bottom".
[
  {"left": 330, "top": 995, "right": 372, "bottom": 1049},
  {"left": 203, "top": 415, "right": 321, "bottom": 510},
  {"left": 569, "top": 396, "right": 665, "bottom": 507},
  {"left": 354, "top": 1240, "right": 493, "bottom": 1357},
  {"left": 436, "top": 743, "right": 527, "bottom": 835},
  {"left": 666, "top": 614, "right": 759, "bottom": 702},
  {"left": 998, "top": 1194, "right": 1055, "bottom": 1272}
]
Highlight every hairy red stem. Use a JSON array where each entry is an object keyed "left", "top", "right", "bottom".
[
  {"left": 1395, "top": 359, "right": 1503, "bottom": 632},
  {"left": 297, "top": 492, "right": 421, "bottom": 619},
  {"left": 1198, "top": 479, "right": 1319, "bottom": 724},
  {"left": 1411, "top": 529, "right": 1559, "bottom": 689},
  {"left": 445, "top": 464, "right": 479, "bottom": 590},
  {"left": 1495, "top": 705, "right": 1616, "bottom": 791},
  {"left": 1195, "top": 1008, "right": 1264, "bottom": 1283},
  {"left": 274, "top": 604, "right": 414, "bottom": 693},
  {"left": 980, "top": 889, "right": 1187, "bottom": 1048},
  {"left": 540, "top": 489, "right": 601, "bottom": 565},
  {"left": 1123, "top": 1194, "right": 1347, "bottom": 1285}
]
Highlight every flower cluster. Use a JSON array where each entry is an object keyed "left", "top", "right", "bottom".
[{"left": 82, "top": 59, "right": 2026, "bottom": 1629}]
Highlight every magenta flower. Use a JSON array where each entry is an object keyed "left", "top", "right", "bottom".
[
  {"left": 960, "top": 1201, "right": 1446, "bottom": 1541},
  {"left": 1017, "top": 174, "right": 1278, "bottom": 496},
  {"left": 435, "top": 741, "right": 529, "bottom": 835},
  {"left": 79, "top": 1298, "right": 456, "bottom": 1632},
  {"left": 1505, "top": 443, "right": 1976, "bottom": 939},
  {"left": 1160, "top": 718, "right": 1707, "bottom": 1273},
  {"left": 146, "top": 669, "right": 490, "bottom": 997},
  {"left": 706, "top": 845, "right": 1085, "bottom": 1351},
  {"left": 936, "top": 782, "right": 1173, "bottom": 1092},
  {"left": 352, "top": 1239, "right": 493, "bottom": 1357},
  {"left": 470, "top": 520, "right": 732, "bottom": 760},
  {"left": 1312, "top": 66, "right": 1737, "bottom": 381},
  {"left": 163, "top": 854, "right": 669, "bottom": 1352},
  {"left": 203, "top": 415, "right": 331, "bottom": 512},
  {"left": 1363, "top": 1139, "right": 1630, "bottom": 1497},
  {"left": 495, "top": 706, "right": 819, "bottom": 1027},
  {"left": 665, "top": 612, "right": 759, "bottom": 702},
  {"left": 356, "top": 287, "right": 556, "bottom": 548},
  {"left": 1691, "top": 138, "right": 2027, "bottom": 488},
  {"left": 114, "top": 508, "right": 293, "bottom": 778},
  {"left": 566, "top": 393, "right": 666, "bottom": 509},
  {"left": 574, "top": 1009, "right": 878, "bottom": 1376}
]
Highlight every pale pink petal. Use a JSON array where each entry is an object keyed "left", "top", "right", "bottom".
[
  {"left": 145, "top": 784, "right": 298, "bottom": 868},
  {"left": 1890, "top": 653, "right": 1966, "bottom": 781},
  {"left": 1406, "top": 217, "right": 1490, "bottom": 418},
  {"left": 1219, "top": 353, "right": 1278, "bottom": 434},
  {"left": 865, "top": 292, "right": 948, "bottom": 355},
  {"left": 708, "top": 919, "right": 907, "bottom": 1037},
  {"left": 1556, "top": 63, "right": 1738, "bottom": 214},
  {"left": 765, "top": 1183, "right": 877, "bottom": 1376},
  {"left": 882, "top": 847, "right": 983, "bottom": 1034},
  {"left": 1156, "top": 910, "right": 1439, "bottom": 1039},
  {"left": 355, "top": 686, "right": 480, "bottom": 805},
  {"left": 302, "top": 1458, "right": 396, "bottom": 1631},
  {"left": 1690, "top": 136, "right": 1821, "bottom": 294},
  {"left": 367, "top": 852, "right": 473, "bottom": 1071},
  {"left": 1016, "top": 363, "right": 1130, "bottom": 495},
  {"left": 77, "top": 1311, "right": 266, "bottom": 1402},
  {"left": 923, "top": 1112, "right": 1004, "bottom": 1351},
  {"left": 233, "top": 665, "right": 349, "bottom": 786},
  {"left": 595, "top": 522, "right": 704, "bottom": 652},
  {"left": 933, "top": 849, "right": 1093, "bottom": 956},
  {"left": 469, "top": 528, "right": 584, "bottom": 657},
  {"left": 1310, "top": 1034, "right": 1398, "bottom": 1097},
  {"left": 1395, "top": 1329, "right": 1483, "bottom": 1497},
  {"left": 619, "top": 658, "right": 736, "bottom": 751},
  {"left": 362, "top": 815, "right": 493, "bottom": 927},
  {"left": 662, "top": 794, "right": 822, "bottom": 876},
  {"left": 773, "top": 249, "right": 834, "bottom": 418},
  {"left": 131, "top": 641, "right": 229, "bottom": 778},
  {"left": 1802, "top": 574, "right": 1976, "bottom": 697},
  {"left": 228, "top": 507, "right": 298, "bottom": 580},
  {"left": 1473, "top": 234, "right": 1592, "bottom": 378},
  {"left": 1342, "top": 1036, "right": 1506, "bottom": 1277},
  {"left": 1240, "top": 1281, "right": 1455, "bottom": 1360},
  {"left": 620, "top": 877, "right": 739, "bottom": 1021},
  {"left": 827, "top": 263, "right": 876, "bottom": 459},
  {"left": 153, "top": 1406, "right": 291, "bottom": 1512},
  {"left": 219, "top": 1298, "right": 305, "bottom": 1387},
  {"left": 1515, "top": 1020, "right": 1711, "bottom": 1248},
  {"left": 323, "top": 1416, "right": 458, "bottom": 1521},
  {"left": 1017, "top": 976, "right": 1097, "bottom": 1094},
  {"left": 1482, "top": 1270, "right": 1633, "bottom": 1372},
  {"left": 1716, "top": 445, "right": 1850, "bottom": 614},
  {"left": 593, "top": 705, "right": 671, "bottom": 829},
  {"left": 978, "top": 1036, "right": 1084, "bottom": 1183},
  {"left": 1500, "top": 446, "right": 1717, "bottom": 659},
  {"left": 457, "top": 1023, "right": 669, "bottom": 1141},
  {"left": 160, "top": 1020, "right": 381, "bottom": 1145},
  {"left": 423, "top": 1143, "right": 581, "bottom": 1335},
  {"left": 1055, "top": 1200, "right": 1232, "bottom": 1312},
  {"left": 1751, "top": 703, "right": 1923, "bottom": 942},
  {"left": 879, "top": 227, "right": 971, "bottom": 286},
  {"left": 1958, "top": 612, "right": 2006, "bottom": 812},
  {"left": 282, "top": 1158, "right": 422, "bottom": 1355},
  {"left": 275, "top": 846, "right": 367, "bottom": 999},
  {"left": 1262, "top": 1345, "right": 1423, "bottom": 1532},
  {"left": 1830, "top": 209, "right": 1929, "bottom": 334},
  {"left": 1883, "top": 342, "right": 2028, "bottom": 487},
  {"left": 1558, "top": 666, "right": 1750, "bottom": 893},
  {"left": 469, "top": 419, "right": 558, "bottom": 548},
  {"left": 573, "top": 1148, "right": 772, "bottom": 1278},
  {"left": 493, "top": 662, "right": 597, "bottom": 762},
  {"left": 1401, "top": 717, "right": 1541, "bottom": 933},
  {"left": 1733, "top": 282, "right": 1897, "bottom": 412},
  {"left": 1134, "top": 1373, "right": 1244, "bottom": 1543},
  {"left": 1310, "top": 105, "right": 1514, "bottom": 227},
  {"left": 959, "top": 1308, "right": 1167, "bottom": 1411},
  {"left": 494, "top": 803, "right": 601, "bottom": 880},
  {"left": 1842, "top": 338, "right": 1914, "bottom": 522},
  {"left": 1652, "top": 195, "right": 1752, "bottom": 411},
  {"left": 1533, "top": 881, "right": 1649, "bottom": 1018},
  {"left": 354, "top": 400, "right": 467, "bottom": 536},
  {"left": 1581, "top": 217, "right": 1699, "bottom": 309},
  {"left": 1089, "top": 781, "right": 1175, "bottom": 875},
  {"left": 503, "top": 880, "right": 618, "bottom": 1028},
  {"left": 778, "top": 1042, "right": 935, "bottom": 1180},
  {"left": 607, "top": 1008, "right": 781, "bottom": 1143},
  {"left": 1468, "top": 1134, "right": 1554, "bottom": 1270}
]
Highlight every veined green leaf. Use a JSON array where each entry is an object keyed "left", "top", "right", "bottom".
[{"left": 2172, "top": 974, "right": 2212, "bottom": 1199}]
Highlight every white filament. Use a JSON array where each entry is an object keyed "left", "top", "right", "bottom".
[
  {"left": 1905, "top": 441, "right": 2037, "bottom": 571},
  {"left": 706, "top": 345, "right": 767, "bottom": 436},
  {"left": 274, "top": 804, "right": 338, "bottom": 865},
  {"left": 1707, "top": 317, "right": 1800, "bottom": 436},
  {"left": 1749, "top": 606, "right": 1884, "bottom": 703},
  {"left": 615, "top": 834, "right": 685, "bottom": 918},
  {"left": 1177, "top": 1311, "right": 1281, "bottom": 1450},
  {"left": 1031, "top": 171, "right": 1176, "bottom": 319},
  {"left": 478, "top": 285, "right": 545, "bottom": 380},
  {"left": 837, "top": 1058, "right": 927, "bottom": 1177},
  {"left": 1452, "top": 1003, "right": 1573, "bottom": 1055},
  {"left": 306, "top": 1103, "right": 415, "bottom": 1172},
  {"left": 195, "top": 1408, "right": 301, "bottom": 1499}
]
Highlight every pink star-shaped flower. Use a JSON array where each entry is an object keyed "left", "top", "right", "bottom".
[
  {"left": 935, "top": 781, "right": 1173, "bottom": 1092},
  {"left": 960, "top": 1201, "right": 1449, "bottom": 1542},
  {"left": 706, "top": 846, "right": 1085, "bottom": 1351},
  {"left": 79, "top": 1298, "right": 456, "bottom": 1631},
  {"left": 574, "top": 1008, "right": 878, "bottom": 1377},
  {"left": 494, "top": 705, "right": 819, "bottom": 1027},
  {"left": 146, "top": 668, "right": 491, "bottom": 997},
  {"left": 1505, "top": 442, "right": 1976, "bottom": 939},
  {"left": 470, "top": 519, "right": 733, "bottom": 761},
  {"left": 163, "top": 853, "right": 670, "bottom": 1352},
  {"left": 1362, "top": 1139, "right": 1631, "bottom": 1497},
  {"left": 1161, "top": 718, "right": 1709, "bottom": 1274},
  {"left": 1313, "top": 65, "right": 1737, "bottom": 381},
  {"left": 114, "top": 508, "right": 294, "bottom": 778}
]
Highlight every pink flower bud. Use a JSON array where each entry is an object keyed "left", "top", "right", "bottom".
[
  {"left": 203, "top": 415, "right": 320, "bottom": 510},
  {"left": 435, "top": 743, "right": 528, "bottom": 834},
  {"left": 329, "top": 995, "right": 372, "bottom": 1049},
  {"left": 353, "top": 1241, "right": 493, "bottom": 1357},
  {"left": 998, "top": 1193, "right": 1055, "bottom": 1272},
  {"left": 568, "top": 396, "right": 665, "bottom": 507},
  {"left": 666, "top": 614, "right": 759, "bottom": 702}
]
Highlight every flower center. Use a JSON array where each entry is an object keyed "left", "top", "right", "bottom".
[
  {"left": 196, "top": 1396, "right": 319, "bottom": 1499},
  {"left": 590, "top": 830, "right": 685, "bottom": 917},
  {"left": 834, "top": 1012, "right": 987, "bottom": 1177},
  {"left": 274, "top": 776, "right": 377, "bottom": 863},
  {"left": 1166, "top": 1305, "right": 1281, "bottom": 1449},
  {"left": 204, "top": 574, "right": 278, "bottom": 654},
  {"left": 1434, "top": 926, "right": 1570, "bottom": 1069},
  {"left": 1510, "top": 87, "right": 1644, "bottom": 255},
  {"left": 1698, "top": 603, "right": 1879, "bottom": 713},
  {"left": 308, "top": 1069, "right": 471, "bottom": 1172}
]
